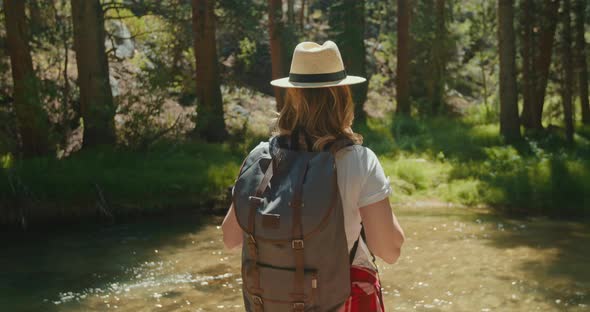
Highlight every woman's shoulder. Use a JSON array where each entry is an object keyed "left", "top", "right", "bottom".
[
  {"left": 335, "top": 144, "right": 378, "bottom": 163},
  {"left": 334, "top": 144, "right": 381, "bottom": 176}
]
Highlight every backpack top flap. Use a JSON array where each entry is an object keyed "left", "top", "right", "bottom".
[{"left": 232, "top": 140, "right": 339, "bottom": 242}]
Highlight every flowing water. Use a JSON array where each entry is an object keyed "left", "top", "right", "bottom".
[{"left": 1, "top": 205, "right": 589, "bottom": 312}]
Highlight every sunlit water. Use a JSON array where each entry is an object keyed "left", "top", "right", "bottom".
[{"left": 1, "top": 205, "right": 588, "bottom": 311}]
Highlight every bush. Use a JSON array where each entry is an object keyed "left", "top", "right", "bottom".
[
  {"left": 360, "top": 114, "right": 590, "bottom": 218},
  {"left": 0, "top": 141, "right": 242, "bottom": 226}
]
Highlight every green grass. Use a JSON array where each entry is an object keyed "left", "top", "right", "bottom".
[
  {"left": 0, "top": 141, "right": 243, "bottom": 226},
  {"left": 2, "top": 108, "right": 589, "bottom": 227},
  {"left": 360, "top": 112, "right": 590, "bottom": 218}
]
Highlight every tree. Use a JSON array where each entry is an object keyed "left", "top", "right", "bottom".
[
  {"left": 268, "top": 0, "right": 286, "bottom": 110},
  {"left": 396, "top": 0, "right": 411, "bottom": 115},
  {"left": 498, "top": 0, "right": 521, "bottom": 141},
  {"left": 3, "top": 0, "right": 51, "bottom": 157},
  {"left": 287, "top": 0, "right": 295, "bottom": 25},
  {"left": 574, "top": 0, "right": 590, "bottom": 124},
  {"left": 521, "top": 0, "right": 561, "bottom": 130},
  {"left": 520, "top": 0, "right": 534, "bottom": 128},
  {"left": 71, "top": 0, "right": 117, "bottom": 147},
  {"left": 561, "top": 0, "right": 574, "bottom": 143},
  {"left": 429, "top": 0, "right": 447, "bottom": 114},
  {"left": 329, "top": 0, "right": 368, "bottom": 122},
  {"left": 28, "top": 0, "right": 54, "bottom": 35},
  {"left": 192, "top": 0, "right": 227, "bottom": 142},
  {"left": 299, "top": 0, "right": 306, "bottom": 31}
]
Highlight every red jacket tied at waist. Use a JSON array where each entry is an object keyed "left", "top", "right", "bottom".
[{"left": 339, "top": 265, "right": 385, "bottom": 312}]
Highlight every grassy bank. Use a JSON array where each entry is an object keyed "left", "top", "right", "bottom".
[
  {"left": 361, "top": 112, "right": 590, "bottom": 218},
  {"left": 2, "top": 113, "right": 589, "bottom": 227},
  {"left": 0, "top": 142, "right": 243, "bottom": 227}
]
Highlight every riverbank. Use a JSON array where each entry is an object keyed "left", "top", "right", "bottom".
[
  {"left": 360, "top": 115, "right": 590, "bottom": 218},
  {"left": 0, "top": 141, "right": 243, "bottom": 228},
  {"left": 2, "top": 115, "right": 590, "bottom": 228}
]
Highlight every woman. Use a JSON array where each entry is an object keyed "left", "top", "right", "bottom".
[{"left": 222, "top": 41, "right": 405, "bottom": 312}]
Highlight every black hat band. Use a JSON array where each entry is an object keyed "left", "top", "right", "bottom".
[{"left": 288, "top": 70, "right": 347, "bottom": 83}]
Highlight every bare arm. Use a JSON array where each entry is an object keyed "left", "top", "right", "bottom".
[
  {"left": 221, "top": 203, "right": 243, "bottom": 250},
  {"left": 360, "top": 197, "right": 405, "bottom": 264}
]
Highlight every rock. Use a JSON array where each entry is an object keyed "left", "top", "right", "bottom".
[{"left": 105, "top": 20, "right": 135, "bottom": 59}]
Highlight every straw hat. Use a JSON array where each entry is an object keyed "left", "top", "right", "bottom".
[{"left": 270, "top": 41, "right": 366, "bottom": 88}]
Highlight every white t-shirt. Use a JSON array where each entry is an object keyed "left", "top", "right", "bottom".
[{"left": 334, "top": 145, "right": 393, "bottom": 268}]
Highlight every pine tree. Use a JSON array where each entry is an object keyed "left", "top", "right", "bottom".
[
  {"left": 71, "top": 0, "right": 117, "bottom": 147},
  {"left": 396, "top": 0, "right": 411, "bottom": 115},
  {"left": 192, "top": 0, "right": 227, "bottom": 142},
  {"left": 498, "top": 0, "right": 521, "bottom": 141},
  {"left": 3, "top": 0, "right": 51, "bottom": 156}
]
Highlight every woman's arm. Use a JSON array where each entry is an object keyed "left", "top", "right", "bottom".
[
  {"left": 221, "top": 203, "right": 243, "bottom": 250},
  {"left": 360, "top": 197, "right": 405, "bottom": 264}
]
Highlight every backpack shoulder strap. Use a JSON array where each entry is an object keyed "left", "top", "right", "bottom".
[{"left": 349, "top": 224, "right": 377, "bottom": 267}]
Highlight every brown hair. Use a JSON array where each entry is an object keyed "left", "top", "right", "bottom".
[{"left": 275, "top": 86, "right": 363, "bottom": 151}]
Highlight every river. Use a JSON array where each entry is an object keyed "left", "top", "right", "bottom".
[{"left": 1, "top": 205, "right": 588, "bottom": 311}]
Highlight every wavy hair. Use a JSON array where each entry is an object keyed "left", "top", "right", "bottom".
[{"left": 275, "top": 86, "right": 363, "bottom": 151}]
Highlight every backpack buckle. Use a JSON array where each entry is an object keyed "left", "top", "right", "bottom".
[
  {"left": 291, "top": 239, "right": 304, "bottom": 249},
  {"left": 252, "top": 295, "right": 263, "bottom": 306},
  {"left": 289, "top": 200, "right": 304, "bottom": 208},
  {"left": 249, "top": 196, "right": 264, "bottom": 205},
  {"left": 292, "top": 302, "right": 305, "bottom": 311}
]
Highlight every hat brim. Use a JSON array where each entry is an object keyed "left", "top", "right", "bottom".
[{"left": 270, "top": 75, "right": 366, "bottom": 88}]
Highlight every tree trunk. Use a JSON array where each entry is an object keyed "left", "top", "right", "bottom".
[
  {"left": 299, "top": 0, "right": 306, "bottom": 31},
  {"left": 191, "top": 0, "right": 227, "bottom": 142},
  {"left": 287, "top": 0, "right": 295, "bottom": 25},
  {"left": 574, "top": 0, "right": 590, "bottom": 124},
  {"left": 430, "top": 0, "right": 447, "bottom": 114},
  {"left": 396, "top": 0, "right": 411, "bottom": 115},
  {"left": 28, "top": 0, "right": 54, "bottom": 35},
  {"left": 498, "top": 0, "right": 521, "bottom": 141},
  {"left": 29, "top": 0, "right": 44, "bottom": 34},
  {"left": 522, "top": 0, "right": 561, "bottom": 130},
  {"left": 71, "top": 0, "right": 117, "bottom": 147},
  {"left": 329, "top": 0, "right": 368, "bottom": 122},
  {"left": 561, "top": 0, "right": 574, "bottom": 143},
  {"left": 3, "top": 0, "right": 51, "bottom": 157},
  {"left": 268, "top": 0, "right": 285, "bottom": 111},
  {"left": 520, "top": 0, "right": 534, "bottom": 128},
  {"left": 305, "top": 0, "right": 311, "bottom": 25}
]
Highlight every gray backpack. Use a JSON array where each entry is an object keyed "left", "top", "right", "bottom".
[{"left": 232, "top": 133, "right": 359, "bottom": 312}]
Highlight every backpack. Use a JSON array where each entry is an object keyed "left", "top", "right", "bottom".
[{"left": 232, "top": 131, "right": 360, "bottom": 312}]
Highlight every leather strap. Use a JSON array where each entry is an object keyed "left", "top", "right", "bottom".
[
  {"left": 290, "top": 128, "right": 301, "bottom": 150},
  {"left": 251, "top": 295, "right": 264, "bottom": 312},
  {"left": 290, "top": 155, "right": 311, "bottom": 309},
  {"left": 362, "top": 225, "right": 377, "bottom": 266},
  {"left": 349, "top": 232, "right": 360, "bottom": 265},
  {"left": 246, "top": 158, "right": 274, "bottom": 311},
  {"left": 349, "top": 224, "right": 378, "bottom": 269},
  {"left": 290, "top": 127, "right": 314, "bottom": 152}
]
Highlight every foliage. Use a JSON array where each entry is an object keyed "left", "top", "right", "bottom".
[
  {"left": 0, "top": 141, "right": 241, "bottom": 225},
  {"left": 361, "top": 114, "right": 590, "bottom": 218},
  {"left": 115, "top": 77, "right": 194, "bottom": 150},
  {"left": 0, "top": 105, "right": 17, "bottom": 154}
]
